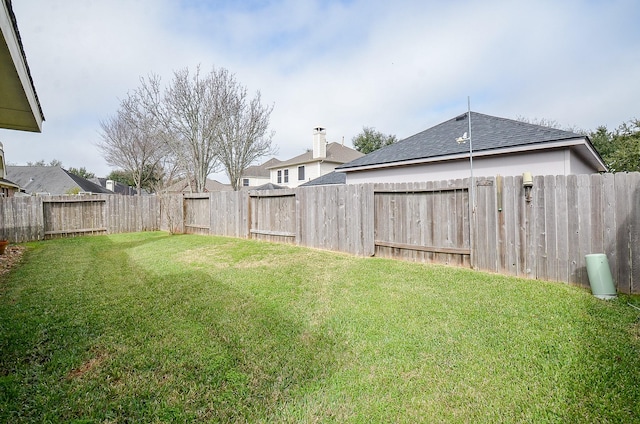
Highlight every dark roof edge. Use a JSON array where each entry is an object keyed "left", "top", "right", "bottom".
[
  {"left": 337, "top": 136, "right": 595, "bottom": 171},
  {"left": 5, "top": 0, "right": 45, "bottom": 121}
]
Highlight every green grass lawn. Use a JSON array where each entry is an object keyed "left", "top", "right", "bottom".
[{"left": 1, "top": 232, "right": 639, "bottom": 423}]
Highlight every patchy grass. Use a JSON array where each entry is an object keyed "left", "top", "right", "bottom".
[{"left": 1, "top": 232, "right": 639, "bottom": 423}]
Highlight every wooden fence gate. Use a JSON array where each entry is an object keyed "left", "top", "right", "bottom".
[
  {"left": 373, "top": 181, "right": 471, "bottom": 267},
  {"left": 43, "top": 197, "right": 107, "bottom": 237},
  {"left": 249, "top": 189, "right": 297, "bottom": 244}
]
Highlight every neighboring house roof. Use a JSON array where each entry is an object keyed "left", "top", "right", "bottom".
[
  {"left": 165, "top": 178, "right": 232, "bottom": 193},
  {"left": 269, "top": 142, "right": 363, "bottom": 169},
  {"left": 242, "top": 158, "right": 281, "bottom": 178},
  {"left": 90, "top": 177, "right": 138, "bottom": 195},
  {"left": 6, "top": 166, "right": 112, "bottom": 194},
  {"left": 0, "top": 0, "right": 44, "bottom": 132},
  {"left": 337, "top": 112, "right": 606, "bottom": 172},
  {"left": 250, "top": 182, "right": 286, "bottom": 191},
  {"left": 300, "top": 171, "right": 346, "bottom": 187},
  {"left": 0, "top": 176, "right": 19, "bottom": 190}
]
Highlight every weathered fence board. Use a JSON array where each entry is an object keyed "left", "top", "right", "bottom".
[
  {"left": 602, "top": 173, "right": 617, "bottom": 290},
  {"left": 554, "top": 175, "right": 568, "bottom": 283},
  {"left": 629, "top": 173, "right": 640, "bottom": 294}
]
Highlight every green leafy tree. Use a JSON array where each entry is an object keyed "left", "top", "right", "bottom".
[
  {"left": 352, "top": 127, "right": 397, "bottom": 154},
  {"left": 590, "top": 119, "right": 640, "bottom": 172},
  {"left": 68, "top": 167, "right": 96, "bottom": 179},
  {"left": 106, "top": 165, "right": 163, "bottom": 193},
  {"left": 107, "top": 170, "right": 135, "bottom": 187}
]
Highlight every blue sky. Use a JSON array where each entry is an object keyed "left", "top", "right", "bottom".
[{"left": 2, "top": 0, "right": 639, "bottom": 182}]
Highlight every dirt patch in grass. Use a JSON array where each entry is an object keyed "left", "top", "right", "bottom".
[
  {"left": 0, "top": 244, "right": 26, "bottom": 278},
  {"left": 66, "top": 351, "right": 109, "bottom": 380}
]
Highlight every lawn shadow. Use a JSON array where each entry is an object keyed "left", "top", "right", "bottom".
[
  {"left": 46, "top": 234, "right": 343, "bottom": 422},
  {"left": 1, "top": 232, "right": 343, "bottom": 422}
]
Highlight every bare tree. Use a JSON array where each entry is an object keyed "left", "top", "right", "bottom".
[
  {"left": 129, "top": 67, "right": 221, "bottom": 192},
  {"left": 128, "top": 65, "right": 274, "bottom": 192},
  {"left": 98, "top": 96, "right": 167, "bottom": 195},
  {"left": 214, "top": 69, "right": 275, "bottom": 190},
  {"left": 515, "top": 115, "right": 585, "bottom": 135}
]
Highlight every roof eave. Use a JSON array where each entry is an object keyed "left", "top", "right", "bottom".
[
  {"left": 339, "top": 137, "right": 607, "bottom": 173},
  {"left": 268, "top": 158, "right": 346, "bottom": 169},
  {"left": 0, "top": 0, "right": 44, "bottom": 132}
]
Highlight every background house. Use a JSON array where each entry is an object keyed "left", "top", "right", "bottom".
[
  {"left": 164, "top": 178, "right": 232, "bottom": 194},
  {"left": 239, "top": 157, "right": 281, "bottom": 188},
  {"left": 0, "top": 142, "right": 20, "bottom": 196},
  {"left": 6, "top": 166, "right": 111, "bottom": 195},
  {"left": 90, "top": 177, "right": 138, "bottom": 195},
  {"left": 337, "top": 112, "right": 607, "bottom": 184},
  {"left": 269, "top": 127, "right": 363, "bottom": 188}
]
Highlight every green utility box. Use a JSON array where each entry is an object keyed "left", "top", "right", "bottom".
[{"left": 585, "top": 254, "right": 617, "bottom": 300}]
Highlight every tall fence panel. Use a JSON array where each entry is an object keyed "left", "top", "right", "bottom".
[
  {"left": 212, "top": 191, "right": 249, "bottom": 238},
  {"left": 43, "top": 196, "right": 107, "bottom": 238},
  {"left": 0, "top": 196, "right": 44, "bottom": 242},
  {"left": 106, "top": 194, "right": 160, "bottom": 233},
  {"left": 183, "top": 195, "right": 212, "bottom": 235},
  {"left": 297, "top": 184, "right": 374, "bottom": 256},
  {"left": 249, "top": 189, "right": 297, "bottom": 244},
  {"left": 160, "top": 194, "right": 184, "bottom": 234}
]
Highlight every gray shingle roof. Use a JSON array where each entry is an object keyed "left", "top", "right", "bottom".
[
  {"left": 299, "top": 171, "right": 346, "bottom": 187},
  {"left": 271, "top": 142, "right": 363, "bottom": 168},
  {"left": 6, "top": 166, "right": 111, "bottom": 194},
  {"left": 242, "top": 158, "right": 281, "bottom": 178},
  {"left": 337, "top": 112, "right": 586, "bottom": 170},
  {"left": 251, "top": 182, "right": 286, "bottom": 191}
]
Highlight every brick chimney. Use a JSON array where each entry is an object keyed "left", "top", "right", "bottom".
[{"left": 313, "top": 127, "right": 327, "bottom": 159}]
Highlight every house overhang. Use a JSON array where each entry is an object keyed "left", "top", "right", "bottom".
[
  {"left": 267, "top": 158, "right": 344, "bottom": 170},
  {"left": 336, "top": 138, "right": 607, "bottom": 174},
  {"left": 0, "top": 0, "right": 44, "bottom": 132},
  {"left": 0, "top": 177, "right": 20, "bottom": 190}
]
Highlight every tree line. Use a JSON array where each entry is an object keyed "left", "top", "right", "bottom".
[
  {"left": 589, "top": 119, "right": 640, "bottom": 173},
  {"left": 517, "top": 116, "right": 640, "bottom": 173}
]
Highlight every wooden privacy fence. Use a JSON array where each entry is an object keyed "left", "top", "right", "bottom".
[
  {"left": 2, "top": 173, "right": 639, "bottom": 293},
  {"left": 474, "top": 173, "right": 640, "bottom": 294},
  {"left": 0, "top": 194, "right": 161, "bottom": 241},
  {"left": 177, "top": 173, "right": 640, "bottom": 293}
]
